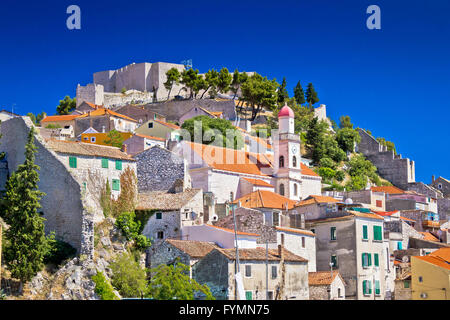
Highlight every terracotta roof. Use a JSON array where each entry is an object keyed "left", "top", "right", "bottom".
[
  {"left": 45, "top": 139, "right": 134, "bottom": 161},
  {"left": 419, "top": 232, "right": 439, "bottom": 242},
  {"left": 300, "top": 163, "right": 320, "bottom": 177},
  {"left": 295, "top": 195, "right": 339, "bottom": 207},
  {"left": 154, "top": 119, "right": 180, "bottom": 130},
  {"left": 136, "top": 189, "right": 202, "bottom": 211},
  {"left": 207, "top": 224, "right": 260, "bottom": 237},
  {"left": 371, "top": 186, "right": 405, "bottom": 194},
  {"left": 374, "top": 210, "right": 399, "bottom": 217},
  {"left": 233, "top": 190, "right": 297, "bottom": 210},
  {"left": 413, "top": 255, "right": 450, "bottom": 271},
  {"left": 135, "top": 133, "right": 165, "bottom": 141},
  {"left": 165, "top": 239, "right": 218, "bottom": 258},
  {"left": 400, "top": 216, "right": 416, "bottom": 222},
  {"left": 76, "top": 108, "right": 138, "bottom": 122},
  {"left": 241, "top": 178, "right": 273, "bottom": 188},
  {"left": 308, "top": 271, "right": 342, "bottom": 286},
  {"left": 275, "top": 226, "right": 315, "bottom": 237},
  {"left": 41, "top": 114, "right": 80, "bottom": 122},
  {"left": 429, "top": 248, "right": 450, "bottom": 262},
  {"left": 84, "top": 102, "right": 103, "bottom": 110},
  {"left": 348, "top": 210, "right": 385, "bottom": 221},
  {"left": 194, "top": 106, "right": 222, "bottom": 118},
  {"left": 187, "top": 141, "right": 272, "bottom": 176},
  {"left": 216, "top": 247, "right": 307, "bottom": 262}
]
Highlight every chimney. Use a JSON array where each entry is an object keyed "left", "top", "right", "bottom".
[
  {"left": 121, "top": 144, "right": 128, "bottom": 153},
  {"left": 278, "top": 244, "right": 284, "bottom": 261}
]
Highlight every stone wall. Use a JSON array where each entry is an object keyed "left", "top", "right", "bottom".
[
  {"left": 431, "top": 177, "right": 450, "bottom": 198},
  {"left": 74, "top": 116, "right": 112, "bottom": 137},
  {"left": 76, "top": 83, "right": 104, "bottom": 107},
  {"left": 147, "top": 240, "right": 192, "bottom": 271},
  {"left": 0, "top": 117, "right": 93, "bottom": 255},
  {"left": 134, "top": 145, "right": 190, "bottom": 192}
]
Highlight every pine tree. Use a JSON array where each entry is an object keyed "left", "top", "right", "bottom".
[
  {"left": 3, "top": 127, "right": 47, "bottom": 287},
  {"left": 104, "top": 130, "right": 124, "bottom": 148},
  {"left": 305, "top": 83, "right": 319, "bottom": 110},
  {"left": 277, "top": 77, "right": 289, "bottom": 104},
  {"left": 293, "top": 81, "right": 305, "bottom": 105}
]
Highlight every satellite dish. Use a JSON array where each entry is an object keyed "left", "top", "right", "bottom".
[
  {"left": 402, "top": 256, "right": 409, "bottom": 263},
  {"left": 345, "top": 198, "right": 353, "bottom": 205}
]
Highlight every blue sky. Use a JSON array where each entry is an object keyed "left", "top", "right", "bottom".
[{"left": 0, "top": 0, "right": 449, "bottom": 183}]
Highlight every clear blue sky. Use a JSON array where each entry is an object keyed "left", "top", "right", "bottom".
[{"left": 1, "top": 0, "right": 449, "bottom": 183}]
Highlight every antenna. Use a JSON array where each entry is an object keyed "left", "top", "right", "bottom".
[{"left": 181, "top": 59, "right": 193, "bottom": 70}]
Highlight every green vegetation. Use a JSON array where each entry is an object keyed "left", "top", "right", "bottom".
[
  {"left": 44, "top": 232, "right": 76, "bottom": 266},
  {"left": 104, "top": 129, "right": 124, "bottom": 148},
  {"left": 121, "top": 87, "right": 127, "bottom": 94},
  {"left": 92, "top": 271, "right": 119, "bottom": 300},
  {"left": 110, "top": 252, "right": 148, "bottom": 298},
  {"left": 277, "top": 77, "right": 289, "bottom": 104},
  {"left": 45, "top": 124, "right": 62, "bottom": 129},
  {"left": 181, "top": 115, "right": 244, "bottom": 150},
  {"left": 293, "top": 81, "right": 306, "bottom": 105},
  {"left": 164, "top": 67, "right": 181, "bottom": 100},
  {"left": 56, "top": 96, "right": 76, "bottom": 115},
  {"left": 376, "top": 137, "right": 397, "bottom": 155},
  {"left": 115, "top": 211, "right": 150, "bottom": 250},
  {"left": 27, "top": 112, "right": 46, "bottom": 126},
  {"left": 305, "top": 83, "right": 319, "bottom": 109}
]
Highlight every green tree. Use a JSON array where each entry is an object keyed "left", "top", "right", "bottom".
[
  {"left": 217, "top": 67, "right": 232, "bottom": 94},
  {"left": 293, "top": 81, "right": 306, "bottom": 105},
  {"left": 319, "top": 157, "right": 336, "bottom": 170},
  {"left": 164, "top": 68, "right": 181, "bottom": 100},
  {"left": 305, "top": 83, "right": 319, "bottom": 110},
  {"left": 147, "top": 263, "right": 214, "bottom": 300},
  {"left": 181, "top": 115, "right": 244, "bottom": 150},
  {"left": 180, "top": 68, "right": 201, "bottom": 99},
  {"left": 200, "top": 69, "right": 219, "bottom": 99},
  {"left": 26, "top": 112, "right": 46, "bottom": 126},
  {"left": 110, "top": 252, "right": 148, "bottom": 298},
  {"left": 305, "top": 117, "right": 326, "bottom": 163},
  {"left": 277, "top": 77, "right": 289, "bottom": 104},
  {"left": 317, "top": 167, "right": 336, "bottom": 183},
  {"left": 2, "top": 127, "right": 47, "bottom": 287},
  {"left": 339, "top": 115, "right": 353, "bottom": 129},
  {"left": 230, "top": 70, "right": 248, "bottom": 100},
  {"left": 56, "top": 96, "right": 77, "bottom": 115},
  {"left": 104, "top": 130, "right": 124, "bottom": 148},
  {"left": 336, "top": 128, "right": 361, "bottom": 153},
  {"left": 92, "top": 271, "right": 119, "bottom": 300}
]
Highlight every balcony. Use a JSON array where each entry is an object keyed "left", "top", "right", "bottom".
[{"left": 422, "top": 220, "right": 440, "bottom": 228}]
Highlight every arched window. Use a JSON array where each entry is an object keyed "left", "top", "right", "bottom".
[
  {"left": 294, "top": 183, "right": 298, "bottom": 196},
  {"left": 293, "top": 156, "right": 297, "bottom": 168},
  {"left": 279, "top": 156, "right": 285, "bottom": 168},
  {"left": 279, "top": 183, "right": 285, "bottom": 196}
]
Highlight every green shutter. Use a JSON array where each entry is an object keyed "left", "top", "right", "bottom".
[
  {"left": 362, "top": 253, "right": 366, "bottom": 267},
  {"left": 115, "top": 160, "right": 122, "bottom": 170},
  {"left": 112, "top": 179, "right": 120, "bottom": 191},
  {"left": 368, "top": 281, "right": 372, "bottom": 294},
  {"left": 404, "top": 281, "right": 410, "bottom": 288},
  {"left": 363, "top": 280, "right": 367, "bottom": 295},
  {"left": 374, "top": 226, "right": 382, "bottom": 241},
  {"left": 245, "top": 291, "right": 252, "bottom": 300},
  {"left": 375, "top": 280, "right": 380, "bottom": 295},
  {"left": 331, "top": 227, "right": 336, "bottom": 240},
  {"left": 363, "top": 225, "right": 368, "bottom": 240},
  {"left": 69, "top": 156, "right": 77, "bottom": 168},
  {"left": 368, "top": 253, "right": 372, "bottom": 266},
  {"left": 102, "top": 158, "right": 109, "bottom": 168},
  {"left": 397, "top": 241, "right": 403, "bottom": 250},
  {"left": 374, "top": 253, "right": 379, "bottom": 267}
]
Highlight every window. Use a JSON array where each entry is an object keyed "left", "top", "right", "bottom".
[
  {"left": 438, "top": 183, "right": 442, "bottom": 189},
  {"left": 363, "top": 280, "right": 372, "bottom": 295},
  {"left": 280, "top": 234, "right": 285, "bottom": 245},
  {"left": 373, "top": 225, "right": 382, "bottom": 241},
  {"left": 374, "top": 253, "right": 379, "bottom": 267},
  {"left": 294, "top": 183, "right": 298, "bottom": 196},
  {"left": 397, "top": 241, "right": 402, "bottom": 250},
  {"left": 362, "top": 225, "right": 368, "bottom": 240},
  {"left": 69, "top": 156, "right": 77, "bottom": 168},
  {"left": 245, "top": 291, "right": 252, "bottom": 300},
  {"left": 375, "top": 280, "right": 380, "bottom": 295},
  {"left": 148, "top": 122, "right": 153, "bottom": 128},
  {"left": 279, "top": 184, "right": 285, "bottom": 196},
  {"left": 311, "top": 229, "right": 315, "bottom": 234},
  {"left": 157, "top": 231, "right": 164, "bottom": 239},
  {"left": 154, "top": 114, "right": 157, "bottom": 120},
  {"left": 404, "top": 281, "right": 410, "bottom": 288},
  {"left": 362, "top": 253, "right": 372, "bottom": 267},
  {"left": 112, "top": 179, "right": 120, "bottom": 191},
  {"left": 115, "top": 160, "right": 122, "bottom": 170},
  {"left": 267, "top": 291, "right": 273, "bottom": 300},
  {"left": 91, "top": 137, "right": 96, "bottom": 143},
  {"left": 330, "top": 227, "right": 336, "bottom": 241},
  {"left": 245, "top": 265, "right": 252, "bottom": 278},
  {"left": 338, "top": 288, "right": 342, "bottom": 297},
  {"left": 230, "top": 192, "right": 234, "bottom": 201},
  {"left": 101, "top": 158, "right": 109, "bottom": 168},
  {"left": 331, "top": 255, "right": 338, "bottom": 268},
  {"left": 156, "top": 212, "right": 162, "bottom": 220},
  {"left": 301, "top": 237, "right": 305, "bottom": 248},
  {"left": 376, "top": 200, "right": 382, "bottom": 207},
  {"left": 292, "top": 156, "right": 297, "bottom": 168},
  {"left": 83, "top": 137, "right": 89, "bottom": 141},
  {"left": 418, "top": 276, "right": 423, "bottom": 283},
  {"left": 271, "top": 266, "right": 277, "bottom": 279},
  {"left": 279, "top": 156, "right": 284, "bottom": 168},
  {"left": 273, "top": 211, "right": 280, "bottom": 227}
]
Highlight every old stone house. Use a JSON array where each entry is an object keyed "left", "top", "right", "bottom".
[
  {"left": 308, "top": 271, "right": 346, "bottom": 300},
  {"left": 193, "top": 245, "right": 309, "bottom": 300},
  {"left": 40, "top": 114, "right": 79, "bottom": 129},
  {"left": 134, "top": 118, "right": 181, "bottom": 141},
  {"left": 179, "top": 105, "right": 224, "bottom": 125},
  {"left": 80, "top": 131, "right": 133, "bottom": 145},
  {"left": 137, "top": 188, "right": 204, "bottom": 244},
  {"left": 123, "top": 134, "right": 165, "bottom": 156},
  {"left": 114, "top": 104, "right": 166, "bottom": 124},
  {"left": 293, "top": 195, "right": 341, "bottom": 220},
  {"left": 71, "top": 101, "right": 103, "bottom": 115},
  {"left": 431, "top": 176, "right": 450, "bottom": 198},
  {"left": 147, "top": 239, "right": 219, "bottom": 278},
  {"left": 345, "top": 189, "right": 386, "bottom": 211}
]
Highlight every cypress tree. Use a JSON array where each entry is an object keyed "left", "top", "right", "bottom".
[
  {"left": 277, "top": 77, "right": 289, "bottom": 104},
  {"left": 305, "top": 83, "right": 319, "bottom": 110},
  {"left": 293, "top": 81, "right": 306, "bottom": 105},
  {"left": 3, "top": 126, "right": 47, "bottom": 288}
]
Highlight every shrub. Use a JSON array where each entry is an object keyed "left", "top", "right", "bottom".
[
  {"left": 115, "top": 212, "right": 140, "bottom": 241},
  {"left": 110, "top": 252, "right": 148, "bottom": 298},
  {"left": 44, "top": 232, "right": 77, "bottom": 266},
  {"left": 319, "top": 157, "right": 336, "bottom": 170},
  {"left": 92, "top": 271, "right": 119, "bottom": 300},
  {"left": 335, "top": 170, "right": 345, "bottom": 182},
  {"left": 317, "top": 167, "right": 335, "bottom": 183}
]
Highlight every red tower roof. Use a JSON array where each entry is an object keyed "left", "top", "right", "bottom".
[{"left": 278, "top": 105, "right": 294, "bottom": 118}]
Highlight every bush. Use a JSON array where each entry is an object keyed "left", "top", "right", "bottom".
[
  {"left": 317, "top": 167, "right": 335, "bottom": 183},
  {"left": 319, "top": 157, "right": 336, "bottom": 170},
  {"left": 135, "top": 234, "right": 151, "bottom": 250},
  {"left": 92, "top": 271, "right": 119, "bottom": 300},
  {"left": 335, "top": 170, "right": 345, "bottom": 182},
  {"left": 115, "top": 212, "right": 140, "bottom": 241},
  {"left": 345, "top": 175, "right": 367, "bottom": 191},
  {"left": 44, "top": 232, "right": 76, "bottom": 266},
  {"left": 110, "top": 252, "right": 148, "bottom": 298}
]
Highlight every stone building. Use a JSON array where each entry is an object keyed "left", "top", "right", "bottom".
[
  {"left": 40, "top": 114, "right": 79, "bottom": 129},
  {"left": 133, "top": 145, "right": 191, "bottom": 193},
  {"left": 74, "top": 108, "right": 138, "bottom": 137},
  {"left": 179, "top": 105, "right": 224, "bottom": 125},
  {"left": 345, "top": 189, "right": 386, "bottom": 211},
  {"left": 0, "top": 109, "right": 19, "bottom": 122},
  {"left": 137, "top": 188, "right": 204, "bottom": 244},
  {"left": 193, "top": 245, "right": 309, "bottom": 300},
  {"left": 113, "top": 104, "right": 166, "bottom": 124},
  {"left": 122, "top": 134, "right": 165, "bottom": 156},
  {"left": 356, "top": 128, "right": 415, "bottom": 189},
  {"left": 308, "top": 271, "right": 346, "bottom": 300},
  {"left": 134, "top": 118, "right": 181, "bottom": 141},
  {"left": 431, "top": 176, "right": 450, "bottom": 198},
  {"left": 147, "top": 239, "right": 218, "bottom": 278}
]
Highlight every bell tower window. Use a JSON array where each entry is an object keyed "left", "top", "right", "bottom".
[
  {"left": 279, "top": 184, "right": 285, "bottom": 196},
  {"left": 279, "top": 156, "right": 285, "bottom": 168}
]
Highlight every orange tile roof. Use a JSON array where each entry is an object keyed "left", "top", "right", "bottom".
[
  {"left": 241, "top": 177, "right": 274, "bottom": 188},
  {"left": 419, "top": 232, "right": 439, "bottom": 242},
  {"left": 429, "top": 248, "right": 450, "bottom": 262},
  {"left": 233, "top": 190, "right": 297, "bottom": 210},
  {"left": 296, "top": 195, "right": 339, "bottom": 207},
  {"left": 275, "top": 226, "right": 315, "bottom": 237},
  {"left": 349, "top": 210, "right": 385, "bottom": 220},
  {"left": 207, "top": 224, "right": 260, "bottom": 237},
  {"left": 41, "top": 114, "right": 80, "bottom": 122},
  {"left": 235, "top": 126, "right": 273, "bottom": 151},
  {"left": 217, "top": 247, "right": 307, "bottom": 262},
  {"left": 187, "top": 141, "right": 272, "bottom": 176},
  {"left": 371, "top": 186, "right": 405, "bottom": 194},
  {"left": 135, "top": 133, "right": 165, "bottom": 141},
  {"left": 165, "top": 239, "right": 219, "bottom": 258},
  {"left": 154, "top": 119, "right": 180, "bottom": 130},
  {"left": 300, "top": 163, "right": 320, "bottom": 177},
  {"left": 413, "top": 255, "right": 450, "bottom": 271},
  {"left": 308, "top": 271, "right": 343, "bottom": 286},
  {"left": 373, "top": 210, "right": 399, "bottom": 216},
  {"left": 76, "top": 108, "right": 138, "bottom": 122},
  {"left": 400, "top": 216, "right": 416, "bottom": 222},
  {"left": 84, "top": 102, "right": 103, "bottom": 109}
]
